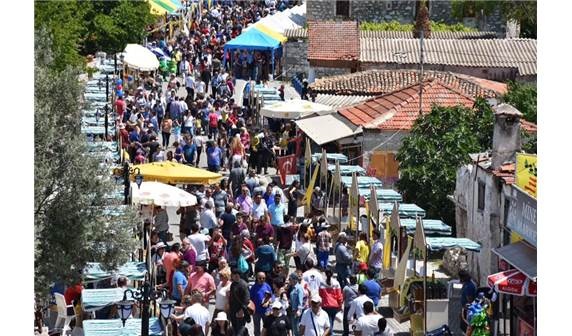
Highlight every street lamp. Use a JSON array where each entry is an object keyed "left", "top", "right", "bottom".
[
  {"left": 116, "top": 283, "right": 174, "bottom": 336},
  {"left": 123, "top": 163, "right": 144, "bottom": 205}
]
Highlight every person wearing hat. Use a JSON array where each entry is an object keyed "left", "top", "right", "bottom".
[
  {"left": 262, "top": 300, "right": 292, "bottom": 336},
  {"left": 299, "top": 295, "right": 330, "bottom": 336},
  {"left": 211, "top": 311, "right": 234, "bottom": 336},
  {"left": 334, "top": 232, "right": 353, "bottom": 289}
]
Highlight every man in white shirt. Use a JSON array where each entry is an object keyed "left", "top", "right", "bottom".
[
  {"left": 251, "top": 193, "right": 268, "bottom": 220},
  {"left": 347, "top": 284, "right": 374, "bottom": 324},
  {"left": 183, "top": 291, "right": 211, "bottom": 335},
  {"left": 188, "top": 223, "right": 211, "bottom": 262},
  {"left": 199, "top": 202, "right": 218, "bottom": 231},
  {"left": 354, "top": 301, "right": 384, "bottom": 336},
  {"left": 195, "top": 78, "right": 206, "bottom": 96},
  {"left": 299, "top": 295, "right": 330, "bottom": 336},
  {"left": 368, "top": 230, "right": 384, "bottom": 276},
  {"left": 302, "top": 259, "right": 323, "bottom": 296},
  {"left": 185, "top": 73, "right": 195, "bottom": 101}
]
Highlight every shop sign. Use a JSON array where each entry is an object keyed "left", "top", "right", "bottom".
[
  {"left": 516, "top": 153, "right": 537, "bottom": 198},
  {"left": 507, "top": 186, "right": 537, "bottom": 247}
]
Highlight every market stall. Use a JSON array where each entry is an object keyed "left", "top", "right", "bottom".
[
  {"left": 130, "top": 161, "right": 222, "bottom": 185},
  {"left": 327, "top": 164, "right": 366, "bottom": 176},
  {"left": 130, "top": 181, "right": 197, "bottom": 207},
  {"left": 83, "top": 318, "right": 162, "bottom": 336},
  {"left": 261, "top": 99, "right": 334, "bottom": 119},
  {"left": 83, "top": 262, "right": 148, "bottom": 284},
  {"left": 360, "top": 188, "right": 402, "bottom": 202},
  {"left": 82, "top": 288, "right": 137, "bottom": 312},
  {"left": 122, "top": 44, "right": 160, "bottom": 90}
]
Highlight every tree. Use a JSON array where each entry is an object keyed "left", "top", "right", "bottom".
[
  {"left": 396, "top": 99, "right": 494, "bottom": 227},
  {"left": 503, "top": 81, "right": 537, "bottom": 123},
  {"left": 413, "top": 1, "right": 431, "bottom": 38},
  {"left": 34, "top": 31, "right": 138, "bottom": 299}
]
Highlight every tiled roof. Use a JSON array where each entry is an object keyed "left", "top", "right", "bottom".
[
  {"left": 313, "top": 94, "right": 371, "bottom": 108},
  {"left": 360, "top": 38, "right": 537, "bottom": 76},
  {"left": 338, "top": 79, "right": 476, "bottom": 131},
  {"left": 307, "top": 21, "right": 359, "bottom": 62},
  {"left": 520, "top": 119, "right": 537, "bottom": 133},
  {"left": 284, "top": 29, "right": 499, "bottom": 40},
  {"left": 310, "top": 69, "right": 506, "bottom": 98}
]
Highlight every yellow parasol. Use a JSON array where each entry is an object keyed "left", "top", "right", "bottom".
[{"left": 130, "top": 162, "right": 222, "bottom": 185}]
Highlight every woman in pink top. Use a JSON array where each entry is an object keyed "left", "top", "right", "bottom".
[{"left": 187, "top": 261, "right": 216, "bottom": 306}]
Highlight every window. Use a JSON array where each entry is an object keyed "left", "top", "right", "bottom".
[
  {"left": 336, "top": 0, "right": 350, "bottom": 17},
  {"left": 477, "top": 181, "right": 486, "bottom": 211}
]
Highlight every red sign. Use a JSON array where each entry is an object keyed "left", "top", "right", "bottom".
[
  {"left": 488, "top": 269, "right": 537, "bottom": 297},
  {"left": 277, "top": 154, "right": 297, "bottom": 185}
]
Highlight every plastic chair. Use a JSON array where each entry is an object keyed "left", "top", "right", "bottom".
[{"left": 54, "top": 293, "right": 75, "bottom": 335}]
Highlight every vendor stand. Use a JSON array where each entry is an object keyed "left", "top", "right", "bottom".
[
  {"left": 83, "top": 318, "right": 162, "bottom": 336},
  {"left": 122, "top": 44, "right": 160, "bottom": 91}
]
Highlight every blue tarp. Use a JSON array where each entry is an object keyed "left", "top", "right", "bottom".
[
  {"left": 83, "top": 318, "right": 162, "bottom": 335},
  {"left": 341, "top": 176, "right": 383, "bottom": 189},
  {"left": 379, "top": 202, "right": 426, "bottom": 218},
  {"left": 360, "top": 188, "right": 402, "bottom": 202},
  {"left": 400, "top": 219, "right": 452, "bottom": 236},
  {"left": 426, "top": 237, "right": 481, "bottom": 252},
  {"left": 224, "top": 28, "right": 282, "bottom": 51},
  {"left": 328, "top": 164, "right": 366, "bottom": 176}
]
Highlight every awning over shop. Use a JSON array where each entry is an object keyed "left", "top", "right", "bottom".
[
  {"left": 400, "top": 219, "right": 452, "bottom": 236},
  {"left": 426, "top": 237, "right": 481, "bottom": 252},
  {"left": 488, "top": 269, "right": 537, "bottom": 297},
  {"left": 224, "top": 27, "right": 282, "bottom": 51},
  {"left": 253, "top": 24, "right": 287, "bottom": 43},
  {"left": 84, "top": 318, "right": 162, "bottom": 335},
  {"left": 492, "top": 241, "right": 537, "bottom": 281},
  {"left": 132, "top": 161, "right": 222, "bottom": 185},
  {"left": 296, "top": 114, "right": 360, "bottom": 145},
  {"left": 379, "top": 202, "right": 425, "bottom": 218}
]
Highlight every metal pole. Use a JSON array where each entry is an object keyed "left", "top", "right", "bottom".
[
  {"left": 141, "top": 282, "right": 150, "bottom": 336},
  {"left": 104, "top": 104, "right": 109, "bottom": 140},
  {"left": 114, "top": 54, "right": 118, "bottom": 75},
  {"left": 419, "top": 29, "right": 424, "bottom": 115},
  {"left": 423, "top": 245, "right": 428, "bottom": 334},
  {"left": 124, "top": 162, "right": 130, "bottom": 205}
]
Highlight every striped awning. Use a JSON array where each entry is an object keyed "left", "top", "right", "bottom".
[{"left": 148, "top": 0, "right": 183, "bottom": 15}]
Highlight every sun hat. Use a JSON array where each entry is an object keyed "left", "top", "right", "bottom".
[
  {"left": 272, "top": 301, "right": 283, "bottom": 309},
  {"left": 215, "top": 311, "right": 228, "bottom": 321}
]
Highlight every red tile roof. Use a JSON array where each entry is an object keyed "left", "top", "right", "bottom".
[
  {"left": 338, "top": 79, "right": 476, "bottom": 131},
  {"left": 307, "top": 21, "right": 359, "bottom": 62},
  {"left": 520, "top": 119, "right": 537, "bottom": 133},
  {"left": 310, "top": 69, "right": 506, "bottom": 97},
  {"left": 491, "top": 162, "right": 516, "bottom": 185}
]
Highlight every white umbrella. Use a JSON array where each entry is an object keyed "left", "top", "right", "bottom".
[
  {"left": 123, "top": 44, "right": 160, "bottom": 71},
  {"left": 260, "top": 99, "right": 334, "bottom": 119},
  {"left": 131, "top": 181, "right": 197, "bottom": 207}
]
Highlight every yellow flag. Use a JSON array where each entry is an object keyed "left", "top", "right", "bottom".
[
  {"left": 348, "top": 172, "right": 359, "bottom": 231},
  {"left": 382, "top": 221, "right": 392, "bottom": 270},
  {"left": 394, "top": 236, "right": 413, "bottom": 291},
  {"left": 305, "top": 138, "right": 312, "bottom": 168},
  {"left": 304, "top": 163, "right": 320, "bottom": 214}
]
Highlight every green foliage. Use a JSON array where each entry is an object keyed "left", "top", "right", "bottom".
[
  {"left": 396, "top": 99, "right": 494, "bottom": 226},
  {"left": 521, "top": 130, "right": 537, "bottom": 154},
  {"left": 360, "top": 21, "right": 477, "bottom": 32},
  {"left": 503, "top": 81, "right": 537, "bottom": 123},
  {"left": 34, "top": 33, "right": 139, "bottom": 299},
  {"left": 34, "top": 0, "right": 156, "bottom": 71}
]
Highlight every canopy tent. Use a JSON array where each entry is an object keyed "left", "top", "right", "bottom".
[
  {"left": 131, "top": 161, "right": 222, "bottom": 185},
  {"left": 328, "top": 164, "right": 366, "bottom": 176},
  {"left": 82, "top": 288, "right": 137, "bottom": 312},
  {"left": 84, "top": 318, "right": 162, "bottom": 335},
  {"left": 261, "top": 99, "right": 334, "bottom": 119},
  {"left": 379, "top": 202, "right": 425, "bottom": 218},
  {"left": 123, "top": 44, "right": 160, "bottom": 71},
  {"left": 488, "top": 269, "right": 537, "bottom": 297},
  {"left": 360, "top": 188, "right": 402, "bottom": 202},
  {"left": 400, "top": 219, "right": 452, "bottom": 236},
  {"left": 243, "top": 3, "right": 306, "bottom": 33},
  {"left": 296, "top": 114, "right": 361, "bottom": 145},
  {"left": 252, "top": 24, "right": 287, "bottom": 43},
  {"left": 223, "top": 28, "right": 283, "bottom": 75},
  {"left": 341, "top": 176, "right": 383, "bottom": 189},
  {"left": 148, "top": 0, "right": 183, "bottom": 15},
  {"left": 83, "top": 262, "right": 148, "bottom": 283},
  {"left": 312, "top": 153, "right": 348, "bottom": 164},
  {"left": 131, "top": 181, "right": 197, "bottom": 207},
  {"left": 425, "top": 237, "right": 481, "bottom": 252}
]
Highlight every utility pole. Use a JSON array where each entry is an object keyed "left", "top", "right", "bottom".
[{"left": 419, "top": 29, "right": 424, "bottom": 116}]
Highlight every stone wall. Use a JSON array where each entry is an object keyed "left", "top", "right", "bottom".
[
  {"left": 306, "top": 0, "right": 508, "bottom": 35},
  {"left": 282, "top": 40, "right": 351, "bottom": 80}
]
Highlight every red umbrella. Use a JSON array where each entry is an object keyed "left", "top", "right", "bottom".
[{"left": 487, "top": 269, "right": 536, "bottom": 297}]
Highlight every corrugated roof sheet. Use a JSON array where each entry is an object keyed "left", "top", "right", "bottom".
[
  {"left": 314, "top": 94, "right": 371, "bottom": 108},
  {"left": 308, "top": 21, "right": 359, "bottom": 61},
  {"left": 284, "top": 29, "right": 499, "bottom": 40},
  {"left": 360, "top": 38, "right": 537, "bottom": 76},
  {"left": 338, "top": 79, "right": 476, "bottom": 130},
  {"left": 310, "top": 69, "right": 506, "bottom": 97}
]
